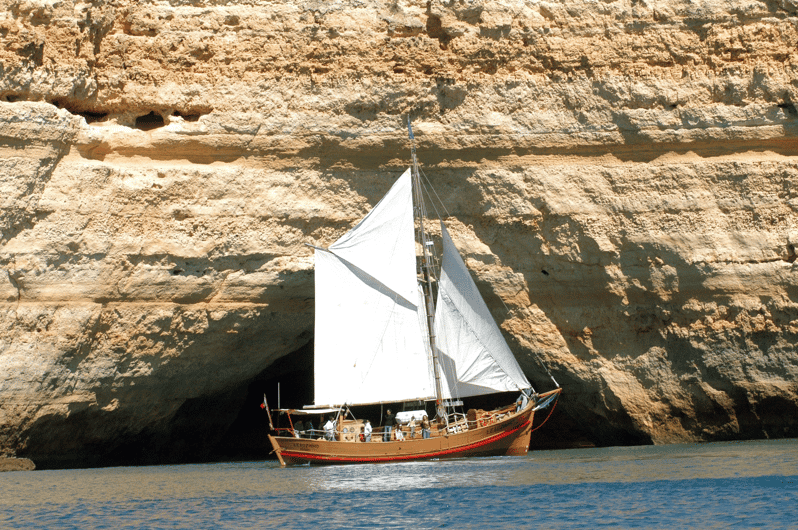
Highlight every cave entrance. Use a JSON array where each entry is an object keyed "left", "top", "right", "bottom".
[
  {"left": 209, "top": 341, "right": 314, "bottom": 462},
  {"left": 135, "top": 111, "right": 165, "bottom": 131}
]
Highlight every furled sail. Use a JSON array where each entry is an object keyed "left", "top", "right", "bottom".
[
  {"left": 313, "top": 169, "right": 435, "bottom": 407},
  {"left": 434, "top": 222, "right": 531, "bottom": 399}
]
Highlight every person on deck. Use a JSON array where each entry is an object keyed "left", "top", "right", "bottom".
[
  {"left": 383, "top": 409, "right": 394, "bottom": 442},
  {"left": 324, "top": 417, "right": 335, "bottom": 441},
  {"left": 421, "top": 415, "right": 431, "bottom": 439},
  {"left": 294, "top": 420, "right": 304, "bottom": 439},
  {"left": 305, "top": 419, "right": 315, "bottom": 439},
  {"left": 408, "top": 417, "right": 416, "bottom": 439},
  {"left": 364, "top": 420, "right": 372, "bottom": 442},
  {"left": 395, "top": 425, "right": 404, "bottom": 441}
]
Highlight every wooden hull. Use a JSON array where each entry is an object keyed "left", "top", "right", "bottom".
[{"left": 268, "top": 401, "right": 541, "bottom": 466}]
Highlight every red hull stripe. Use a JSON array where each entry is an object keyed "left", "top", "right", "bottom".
[{"left": 280, "top": 420, "right": 530, "bottom": 464}]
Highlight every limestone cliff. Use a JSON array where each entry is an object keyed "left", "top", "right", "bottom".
[{"left": 1, "top": 0, "right": 797, "bottom": 468}]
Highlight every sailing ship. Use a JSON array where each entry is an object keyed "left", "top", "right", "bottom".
[{"left": 267, "top": 121, "right": 561, "bottom": 466}]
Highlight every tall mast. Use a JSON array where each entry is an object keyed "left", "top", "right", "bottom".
[{"left": 408, "top": 117, "right": 447, "bottom": 423}]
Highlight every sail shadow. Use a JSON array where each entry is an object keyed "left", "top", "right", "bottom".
[
  {"left": 325, "top": 249, "right": 417, "bottom": 311},
  {"left": 437, "top": 349, "right": 499, "bottom": 399}
]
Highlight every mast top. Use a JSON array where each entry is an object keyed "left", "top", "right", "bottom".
[{"left": 407, "top": 116, "right": 418, "bottom": 166}]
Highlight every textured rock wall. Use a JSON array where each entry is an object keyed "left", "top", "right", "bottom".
[{"left": 1, "top": 0, "right": 798, "bottom": 467}]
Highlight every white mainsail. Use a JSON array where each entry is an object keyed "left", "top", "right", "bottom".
[
  {"left": 313, "top": 169, "right": 435, "bottom": 407},
  {"left": 434, "top": 222, "right": 531, "bottom": 399},
  {"left": 312, "top": 166, "right": 531, "bottom": 408}
]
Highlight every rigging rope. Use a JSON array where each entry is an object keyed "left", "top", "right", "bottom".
[{"left": 528, "top": 393, "right": 560, "bottom": 435}]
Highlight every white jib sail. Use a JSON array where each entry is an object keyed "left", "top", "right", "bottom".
[
  {"left": 313, "top": 169, "right": 435, "bottom": 407},
  {"left": 434, "top": 222, "right": 531, "bottom": 399}
]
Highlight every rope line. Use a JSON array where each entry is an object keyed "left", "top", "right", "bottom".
[{"left": 529, "top": 394, "right": 559, "bottom": 435}]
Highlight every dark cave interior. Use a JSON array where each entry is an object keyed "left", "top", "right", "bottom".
[{"left": 24, "top": 340, "right": 591, "bottom": 470}]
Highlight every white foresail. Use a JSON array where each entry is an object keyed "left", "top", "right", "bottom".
[
  {"left": 434, "top": 222, "right": 531, "bottom": 399},
  {"left": 313, "top": 169, "right": 435, "bottom": 407}
]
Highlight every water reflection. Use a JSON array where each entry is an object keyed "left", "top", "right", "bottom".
[
  {"left": 3, "top": 440, "right": 797, "bottom": 503},
  {"left": 1, "top": 440, "right": 797, "bottom": 530},
  {"left": 286, "top": 439, "right": 798, "bottom": 492},
  {"left": 308, "top": 461, "right": 443, "bottom": 492}
]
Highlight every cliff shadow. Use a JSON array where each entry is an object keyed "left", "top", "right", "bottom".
[
  {"left": 211, "top": 340, "right": 314, "bottom": 461},
  {"left": 418, "top": 166, "right": 652, "bottom": 446}
]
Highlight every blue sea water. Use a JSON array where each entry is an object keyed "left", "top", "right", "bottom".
[{"left": 1, "top": 439, "right": 797, "bottom": 529}]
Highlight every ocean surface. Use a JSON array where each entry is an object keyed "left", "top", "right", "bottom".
[{"left": 2, "top": 439, "right": 797, "bottom": 529}]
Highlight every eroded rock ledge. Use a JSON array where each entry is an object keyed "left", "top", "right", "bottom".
[
  {"left": 0, "top": 456, "right": 35, "bottom": 472},
  {"left": 1, "top": 0, "right": 797, "bottom": 468}
]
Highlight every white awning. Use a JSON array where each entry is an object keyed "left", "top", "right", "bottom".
[
  {"left": 279, "top": 408, "right": 341, "bottom": 415},
  {"left": 395, "top": 410, "right": 428, "bottom": 423}
]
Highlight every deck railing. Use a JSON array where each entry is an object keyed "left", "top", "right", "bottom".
[{"left": 283, "top": 405, "right": 522, "bottom": 441}]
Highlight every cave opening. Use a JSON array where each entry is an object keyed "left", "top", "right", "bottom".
[
  {"left": 135, "top": 111, "right": 166, "bottom": 131},
  {"left": 79, "top": 111, "right": 109, "bottom": 124},
  {"left": 19, "top": 341, "right": 315, "bottom": 469},
  {"left": 46, "top": 99, "right": 110, "bottom": 124},
  {"left": 20, "top": 333, "right": 595, "bottom": 469},
  {"left": 207, "top": 341, "right": 314, "bottom": 463},
  {"left": 778, "top": 102, "right": 797, "bottom": 117},
  {"left": 172, "top": 110, "right": 202, "bottom": 122}
]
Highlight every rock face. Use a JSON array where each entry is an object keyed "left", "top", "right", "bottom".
[
  {"left": 0, "top": 456, "right": 35, "bottom": 472},
  {"left": 1, "top": 0, "right": 797, "bottom": 468}
]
